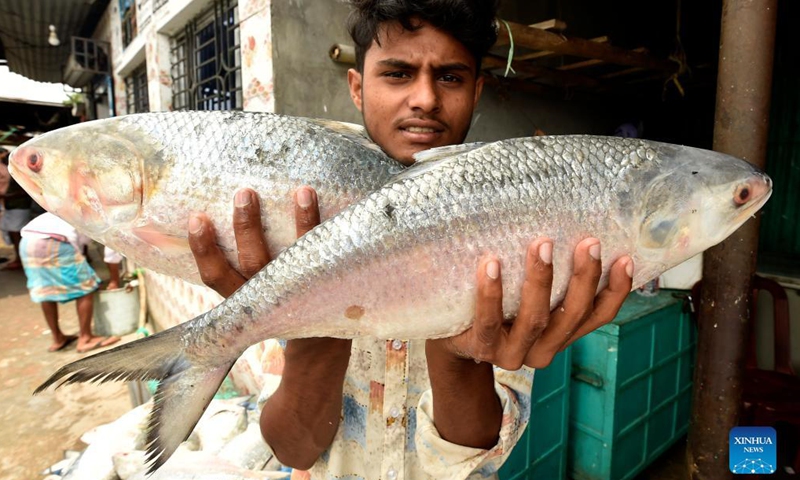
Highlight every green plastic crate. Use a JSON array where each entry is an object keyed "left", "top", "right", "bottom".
[
  {"left": 500, "top": 347, "right": 571, "bottom": 480},
  {"left": 568, "top": 290, "right": 696, "bottom": 480}
]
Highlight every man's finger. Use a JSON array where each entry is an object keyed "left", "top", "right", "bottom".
[
  {"left": 471, "top": 257, "right": 504, "bottom": 362},
  {"left": 294, "top": 187, "right": 321, "bottom": 238},
  {"left": 507, "top": 239, "right": 552, "bottom": 364},
  {"left": 525, "top": 238, "right": 602, "bottom": 366},
  {"left": 564, "top": 256, "right": 633, "bottom": 347},
  {"left": 233, "top": 188, "right": 271, "bottom": 279},
  {"left": 188, "top": 213, "right": 246, "bottom": 297}
]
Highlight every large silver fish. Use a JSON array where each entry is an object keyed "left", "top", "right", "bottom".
[
  {"left": 35, "top": 136, "right": 771, "bottom": 472},
  {"left": 8, "top": 111, "right": 404, "bottom": 284}
]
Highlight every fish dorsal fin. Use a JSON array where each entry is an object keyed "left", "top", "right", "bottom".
[
  {"left": 391, "top": 142, "right": 487, "bottom": 182},
  {"left": 308, "top": 118, "right": 383, "bottom": 153},
  {"left": 412, "top": 142, "right": 486, "bottom": 163}
]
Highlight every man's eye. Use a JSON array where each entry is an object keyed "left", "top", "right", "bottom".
[
  {"left": 439, "top": 74, "right": 461, "bottom": 83},
  {"left": 384, "top": 71, "right": 409, "bottom": 79}
]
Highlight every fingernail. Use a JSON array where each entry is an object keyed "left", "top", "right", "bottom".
[
  {"left": 188, "top": 214, "right": 202, "bottom": 235},
  {"left": 297, "top": 188, "right": 312, "bottom": 209},
  {"left": 625, "top": 258, "right": 634, "bottom": 278},
  {"left": 486, "top": 260, "right": 500, "bottom": 280},
  {"left": 235, "top": 189, "right": 252, "bottom": 207},
  {"left": 589, "top": 243, "right": 601, "bottom": 260},
  {"left": 539, "top": 241, "right": 553, "bottom": 265}
]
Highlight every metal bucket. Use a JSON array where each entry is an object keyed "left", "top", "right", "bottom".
[{"left": 93, "top": 283, "right": 140, "bottom": 337}]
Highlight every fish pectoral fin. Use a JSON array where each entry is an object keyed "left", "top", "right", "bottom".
[
  {"left": 411, "top": 142, "right": 487, "bottom": 164},
  {"left": 308, "top": 118, "right": 384, "bottom": 153},
  {"left": 133, "top": 224, "right": 190, "bottom": 254},
  {"left": 390, "top": 142, "right": 488, "bottom": 182}
]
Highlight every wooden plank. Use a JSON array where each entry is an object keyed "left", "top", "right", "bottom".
[
  {"left": 514, "top": 36, "right": 609, "bottom": 62},
  {"left": 558, "top": 47, "right": 647, "bottom": 71},
  {"left": 482, "top": 56, "right": 598, "bottom": 88},
  {"left": 529, "top": 19, "right": 567, "bottom": 31},
  {"left": 600, "top": 66, "right": 646, "bottom": 79},
  {"left": 557, "top": 58, "right": 604, "bottom": 71},
  {"left": 495, "top": 20, "right": 676, "bottom": 72},
  {"left": 494, "top": 18, "right": 566, "bottom": 47}
]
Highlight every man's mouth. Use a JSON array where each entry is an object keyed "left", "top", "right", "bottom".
[
  {"left": 398, "top": 120, "right": 446, "bottom": 144},
  {"left": 404, "top": 126, "right": 438, "bottom": 134}
]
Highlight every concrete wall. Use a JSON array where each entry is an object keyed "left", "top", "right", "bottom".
[
  {"left": 270, "top": 0, "right": 625, "bottom": 142},
  {"left": 467, "top": 88, "right": 620, "bottom": 142},
  {"left": 271, "top": 0, "right": 360, "bottom": 122}
]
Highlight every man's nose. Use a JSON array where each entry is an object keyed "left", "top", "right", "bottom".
[{"left": 408, "top": 77, "right": 440, "bottom": 112}]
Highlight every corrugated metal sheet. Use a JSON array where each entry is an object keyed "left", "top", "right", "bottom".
[
  {"left": 759, "top": 16, "right": 800, "bottom": 260},
  {"left": 0, "top": 0, "right": 109, "bottom": 83}
]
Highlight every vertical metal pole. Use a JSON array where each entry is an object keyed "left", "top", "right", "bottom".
[{"left": 687, "top": 1, "right": 777, "bottom": 479}]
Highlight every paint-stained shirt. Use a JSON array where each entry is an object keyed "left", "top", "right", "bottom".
[{"left": 259, "top": 337, "right": 534, "bottom": 480}]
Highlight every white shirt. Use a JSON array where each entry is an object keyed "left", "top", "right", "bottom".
[
  {"left": 19, "top": 212, "right": 123, "bottom": 263},
  {"left": 21, "top": 212, "right": 91, "bottom": 253}
]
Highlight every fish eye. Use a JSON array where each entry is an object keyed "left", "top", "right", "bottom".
[
  {"left": 27, "top": 152, "right": 43, "bottom": 172},
  {"left": 734, "top": 184, "right": 750, "bottom": 206}
]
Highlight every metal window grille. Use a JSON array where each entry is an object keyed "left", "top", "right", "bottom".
[
  {"left": 122, "top": 3, "right": 138, "bottom": 48},
  {"left": 70, "top": 37, "right": 110, "bottom": 74},
  {"left": 125, "top": 65, "right": 150, "bottom": 113},
  {"left": 170, "top": 0, "right": 241, "bottom": 111},
  {"left": 154, "top": 0, "right": 168, "bottom": 13}
]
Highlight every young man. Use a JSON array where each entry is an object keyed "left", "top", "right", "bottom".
[{"left": 189, "top": 1, "right": 633, "bottom": 478}]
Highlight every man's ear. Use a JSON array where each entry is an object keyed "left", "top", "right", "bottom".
[
  {"left": 473, "top": 74, "right": 485, "bottom": 107},
  {"left": 348, "top": 68, "right": 364, "bottom": 112}
]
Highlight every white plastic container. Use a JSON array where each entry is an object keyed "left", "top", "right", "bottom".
[
  {"left": 659, "top": 253, "right": 703, "bottom": 290},
  {"left": 93, "top": 283, "right": 140, "bottom": 337}
]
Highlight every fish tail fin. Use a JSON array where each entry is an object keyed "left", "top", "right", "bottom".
[{"left": 34, "top": 321, "right": 237, "bottom": 473}]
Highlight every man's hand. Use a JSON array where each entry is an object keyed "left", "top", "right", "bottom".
[
  {"left": 426, "top": 237, "right": 632, "bottom": 448},
  {"left": 188, "top": 188, "right": 273, "bottom": 296},
  {"left": 188, "top": 186, "right": 351, "bottom": 471},
  {"left": 436, "top": 237, "right": 633, "bottom": 370}
]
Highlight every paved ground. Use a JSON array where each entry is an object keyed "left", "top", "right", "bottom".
[{"left": 0, "top": 243, "right": 132, "bottom": 480}]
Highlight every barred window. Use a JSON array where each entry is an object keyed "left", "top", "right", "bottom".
[
  {"left": 170, "top": 0, "right": 241, "bottom": 111},
  {"left": 121, "top": 1, "right": 137, "bottom": 48},
  {"left": 154, "top": 0, "right": 168, "bottom": 13},
  {"left": 125, "top": 65, "right": 150, "bottom": 113}
]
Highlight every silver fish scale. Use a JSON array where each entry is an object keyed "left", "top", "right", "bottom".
[
  {"left": 196, "top": 135, "right": 666, "bottom": 347},
  {"left": 103, "top": 111, "right": 403, "bottom": 282}
]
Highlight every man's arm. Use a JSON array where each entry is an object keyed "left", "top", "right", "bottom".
[
  {"left": 425, "top": 238, "right": 633, "bottom": 450},
  {"left": 188, "top": 187, "right": 350, "bottom": 470}
]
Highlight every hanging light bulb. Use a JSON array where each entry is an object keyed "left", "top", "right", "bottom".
[{"left": 48, "top": 25, "right": 60, "bottom": 46}]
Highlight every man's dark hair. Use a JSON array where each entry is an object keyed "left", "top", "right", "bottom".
[{"left": 347, "top": 0, "right": 500, "bottom": 72}]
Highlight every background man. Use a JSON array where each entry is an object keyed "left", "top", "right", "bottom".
[{"left": 19, "top": 212, "right": 121, "bottom": 353}]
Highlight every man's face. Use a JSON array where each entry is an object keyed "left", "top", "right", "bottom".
[{"left": 348, "top": 20, "right": 484, "bottom": 165}]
